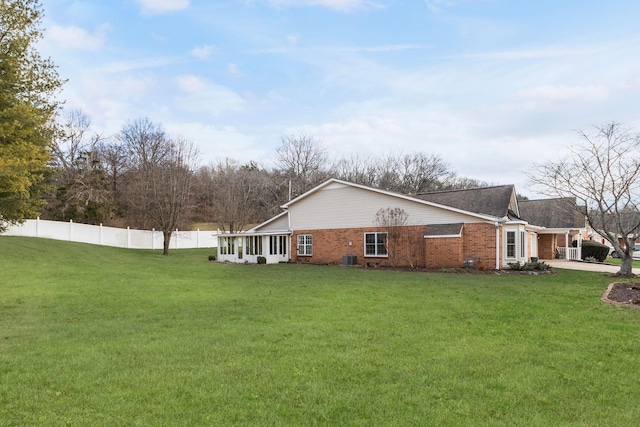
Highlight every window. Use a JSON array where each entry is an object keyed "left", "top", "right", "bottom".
[
  {"left": 365, "top": 232, "right": 388, "bottom": 257},
  {"left": 279, "top": 236, "right": 287, "bottom": 255},
  {"left": 246, "top": 236, "right": 262, "bottom": 256},
  {"left": 297, "top": 234, "right": 312, "bottom": 256},
  {"left": 220, "top": 237, "right": 235, "bottom": 255},
  {"left": 520, "top": 231, "right": 525, "bottom": 259},
  {"left": 506, "top": 231, "right": 516, "bottom": 258}
]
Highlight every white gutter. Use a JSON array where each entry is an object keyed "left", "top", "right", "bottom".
[{"left": 495, "top": 222, "right": 500, "bottom": 270}]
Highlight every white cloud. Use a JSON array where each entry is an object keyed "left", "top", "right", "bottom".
[
  {"left": 267, "top": 0, "right": 385, "bottom": 12},
  {"left": 174, "top": 75, "right": 245, "bottom": 116},
  {"left": 135, "top": 0, "right": 190, "bottom": 15},
  {"left": 425, "top": 0, "right": 456, "bottom": 13},
  {"left": 191, "top": 45, "right": 216, "bottom": 60},
  {"left": 165, "top": 122, "right": 265, "bottom": 165},
  {"left": 516, "top": 84, "right": 609, "bottom": 103},
  {"left": 101, "top": 56, "right": 186, "bottom": 73},
  {"left": 48, "top": 24, "right": 108, "bottom": 50},
  {"left": 226, "top": 63, "right": 243, "bottom": 77}
]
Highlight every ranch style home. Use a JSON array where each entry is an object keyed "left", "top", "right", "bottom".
[{"left": 217, "top": 178, "right": 585, "bottom": 269}]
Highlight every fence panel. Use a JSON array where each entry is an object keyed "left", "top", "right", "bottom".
[{"left": 1, "top": 219, "right": 218, "bottom": 250}]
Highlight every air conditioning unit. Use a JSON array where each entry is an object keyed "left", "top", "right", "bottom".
[{"left": 342, "top": 255, "right": 357, "bottom": 266}]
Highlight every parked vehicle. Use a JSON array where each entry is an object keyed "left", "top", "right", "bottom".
[{"left": 610, "top": 244, "right": 640, "bottom": 259}]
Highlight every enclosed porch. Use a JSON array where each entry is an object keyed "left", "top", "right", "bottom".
[{"left": 218, "top": 232, "right": 291, "bottom": 264}]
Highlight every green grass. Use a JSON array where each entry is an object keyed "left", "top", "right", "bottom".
[
  {"left": 2, "top": 237, "right": 640, "bottom": 426},
  {"left": 606, "top": 256, "right": 640, "bottom": 268}
]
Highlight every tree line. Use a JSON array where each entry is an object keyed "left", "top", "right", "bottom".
[{"left": 44, "top": 110, "right": 492, "bottom": 237}]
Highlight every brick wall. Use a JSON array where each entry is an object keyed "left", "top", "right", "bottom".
[
  {"left": 291, "top": 221, "right": 499, "bottom": 269},
  {"left": 461, "top": 222, "right": 499, "bottom": 269},
  {"left": 292, "top": 227, "right": 389, "bottom": 266},
  {"left": 425, "top": 236, "right": 462, "bottom": 268},
  {"left": 291, "top": 226, "right": 425, "bottom": 267},
  {"left": 538, "top": 234, "right": 555, "bottom": 259}
]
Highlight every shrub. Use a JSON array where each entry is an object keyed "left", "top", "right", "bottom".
[
  {"left": 507, "top": 261, "right": 551, "bottom": 271},
  {"left": 580, "top": 241, "right": 609, "bottom": 262},
  {"left": 257, "top": 256, "right": 266, "bottom": 264},
  {"left": 208, "top": 255, "right": 216, "bottom": 261}
]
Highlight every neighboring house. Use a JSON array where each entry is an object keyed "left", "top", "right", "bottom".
[
  {"left": 518, "top": 197, "right": 587, "bottom": 260},
  {"left": 218, "top": 178, "right": 544, "bottom": 269}
]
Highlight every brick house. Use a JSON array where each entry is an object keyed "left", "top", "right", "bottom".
[
  {"left": 518, "top": 197, "right": 587, "bottom": 260},
  {"left": 218, "top": 178, "right": 544, "bottom": 269}
]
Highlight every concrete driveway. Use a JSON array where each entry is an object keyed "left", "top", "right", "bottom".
[{"left": 544, "top": 259, "right": 640, "bottom": 275}]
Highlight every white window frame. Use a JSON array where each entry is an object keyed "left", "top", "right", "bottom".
[
  {"left": 506, "top": 231, "right": 516, "bottom": 259},
  {"left": 297, "top": 234, "right": 312, "bottom": 256},
  {"left": 364, "top": 232, "right": 388, "bottom": 257}
]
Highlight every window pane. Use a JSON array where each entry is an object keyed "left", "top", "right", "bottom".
[{"left": 297, "top": 234, "right": 312, "bottom": 256}]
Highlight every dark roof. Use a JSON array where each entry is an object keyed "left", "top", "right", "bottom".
[
  {"left": 424, "top": 223, "right": 464, "bottom": 237},
  {"left": 413, "top": 185, "right": 516, "bottom": 218},
  {"left": 518, "top": 198, "right": 584, "bottom": 229}
]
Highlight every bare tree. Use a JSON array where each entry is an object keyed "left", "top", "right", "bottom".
[
  {"left": 120, "top": 118, "right": 199, "bottom": 255},
  {"left": 528, "top": 122, "right": 640, "bottom": 276},
  {"left": 330, "top": 153, "right": 380, "bottom": 188},
  {"left": 374, "top": 207, "right": 409, "bottom": 266},
  {"left": 332, "top": 152, "right": 455, "bottom": 194},
  {"left": 194, "top": 159, "right": 270, "bottom": 233},
  {"left": 275, "top": 134, "right": 329, "bottom": 200}
]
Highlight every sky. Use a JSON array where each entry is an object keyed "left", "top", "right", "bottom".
[{"left": 38, "top": 0, "right": 640, "bottom": 197}]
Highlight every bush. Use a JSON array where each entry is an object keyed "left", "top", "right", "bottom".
[
  {"left": 208, "top": 255, "right": 216, "bottom": 261},
  {"left": 257, "top": 256, "right": 266, "bottom": 264},
  {"left": 507, "top": 261, "right": 551, "bottom": 271},
  {"left": 580, "top": 240, "right": 609, "bottom": 262}
]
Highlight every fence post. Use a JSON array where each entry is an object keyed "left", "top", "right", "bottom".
[
  {"left": 36, "top": 217, "right": 40, "bottom": 237},
  {"left": 152, "top": 228, "right": 155, "bottom": 250},
  {"left": 197, "top": 228, "right": 200, "bottom": 249},
  {"left": 99, "top": 223, "right": 103, "bottom": 245},
  {"left": 174, "top": 229, "right": 178, "bottom": 249},
  {"left": 127, "top": 226, "right": 131, "bottom": 249},
  {"left": 69, "top": 219, "right": 73, "bottom": 241}
]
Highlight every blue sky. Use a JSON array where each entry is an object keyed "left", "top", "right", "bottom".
[{"left": 39, "top": 0, "right": 640, "bottom": 196}]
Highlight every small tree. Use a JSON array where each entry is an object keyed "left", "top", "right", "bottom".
[
  {"left": 374, "top": 207, "right": 408, "bottom": 266},
  {"left": 528, "top": 122, "right": 640, "bottom": 276}
]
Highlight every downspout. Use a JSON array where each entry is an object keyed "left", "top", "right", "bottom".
[{"left": 495, "top": 222, "right": 500, "bottom": 270}]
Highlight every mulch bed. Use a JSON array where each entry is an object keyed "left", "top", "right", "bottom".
[{"left": 602, "top": 282, "right": 640, "bottom": 308}]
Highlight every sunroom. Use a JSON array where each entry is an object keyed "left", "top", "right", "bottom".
[{"left": 217, "top": 231, "right": 291, "bottom": 264}]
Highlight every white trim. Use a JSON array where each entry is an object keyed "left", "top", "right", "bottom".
[
  {"left": 495, "top": 222, "right": 500, "bottom": 270},
  {"left": 249, "top": 211, "right": 289, "bottom": 232},
  {"left": 424, "top": 234, "right": 461, "bottom": 239},
  {"left": 219, "top": 230, "right": 291, "bottom": 238},
  {"left": 364, "top": 231, "right": 389, "bottom": 257},
  {"left": 297, "top": 234, "right": 313, "bottom": 256}
]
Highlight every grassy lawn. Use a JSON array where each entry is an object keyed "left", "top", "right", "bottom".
[
  {"left": 606, "top": 256, "right": 640, "bottom": 268},
  {"left": 2, "top": 237, "right": 640, "bottom": 426}
]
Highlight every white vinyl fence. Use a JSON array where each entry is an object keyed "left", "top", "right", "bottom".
[{"left": 2, "top": 218, "right": 218, "bottom": 250}]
